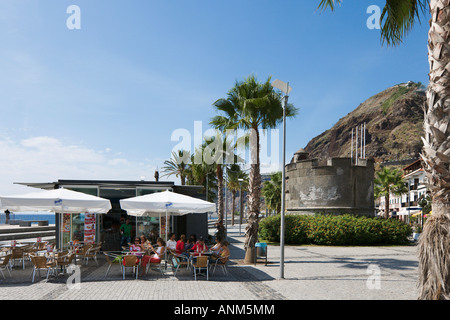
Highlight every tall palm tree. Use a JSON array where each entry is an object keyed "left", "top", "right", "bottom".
[
  {"left": 203, "top": 133, "right": 237, "bottom": 240},
  {"left": 211, "top": 74, "right": 298, "bottom": 263},
  {"left": 319, "top": 0, "right": 450, "bottom": 300},
  {"left": 227, "top": 164, "right": 249, "bottom": 225},
  {"left": 374, "top": 167, "right": 409, "bottom": 219},
  {"left": 161, "top": 150, "right": 189, "bottom": 185},
  {"left": 262, "top": 172, "right": 283, "bottom": 215}
]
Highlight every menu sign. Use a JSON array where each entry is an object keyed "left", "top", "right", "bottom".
[
  {"left": 84, "top": 213, "right": 96, "bottom": 244},
  {"left": 62, "top": 213, "right": 71, "bottom": 233}
]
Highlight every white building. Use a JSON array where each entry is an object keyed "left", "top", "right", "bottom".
[{"left": 377, "top": 160, "right": 427, "bottom": 222}]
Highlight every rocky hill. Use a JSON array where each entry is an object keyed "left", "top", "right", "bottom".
[{"left": 303, "top": 82, "right": 426, "bottom": 164}]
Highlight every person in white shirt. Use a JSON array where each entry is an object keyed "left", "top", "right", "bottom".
[{"left": 166, "top": 233, "right": 177, "bottom": 252}]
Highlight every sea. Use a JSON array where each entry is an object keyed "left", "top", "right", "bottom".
[{"left": 0, "top": 212, "right": 56, "bottom": 225}]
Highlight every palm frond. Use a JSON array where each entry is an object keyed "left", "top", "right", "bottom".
[
  {"left": 380, "top": 0, "right": 427, "bottom": 46},
  {"left": 318, "top": 0, "right": 342, "bottom": 12}
]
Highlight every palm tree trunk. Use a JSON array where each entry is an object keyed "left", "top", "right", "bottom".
[
  {"left": 417, "top": 0, "right": 450, "bottom": 300},
  {"left": 384, "top": 193, "right": 390, "bottom": 219},
  {"left": 244, "top": 128, "right": 261, "bottom": 263},
  {"left": 231, "top": 191, "right": 236, "bottom": 226},
  {"left": 216, "top": 165, "right": 226, "bottom": 240}
]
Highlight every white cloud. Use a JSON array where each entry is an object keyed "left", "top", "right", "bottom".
[{"left": 0, "top": 135, "right": 157, "bottom": 195}]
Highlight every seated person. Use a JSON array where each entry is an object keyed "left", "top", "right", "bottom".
[
  {"left": 212, "top": 240, "right": 230, "bottom": 262},
  {"left": 220, "top": 240, "right": 230, "bottom": 257},
  {"left": 166, "top": 233, "right": 177, "bottom": 253},
  {"left": 184, "top": 238, "right": 194, "bottom": 253},
  {"left": 140, "top": 237, "right": 165, "bottom": 276},
  {"left": 129, "top": 238, "right": 143, "bottom": 259},
  {"left": 123, "top": 238, "right": 142, "bottom": 266},
  {"left": 210, "top": 237, "right": 222, "bottom": 254},
  {"left": 175, "top": 234, "right": 186, "bottom": 255},
  {"left": 191, "top": 236, "right": 208, "bottom": 255},
  {"left": 139, "top": 235, "right": 151, "bottom": 254}
]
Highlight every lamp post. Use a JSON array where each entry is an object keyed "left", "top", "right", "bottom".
[{"left": 271, "top": 79, "right": 292, "bottom": 280}]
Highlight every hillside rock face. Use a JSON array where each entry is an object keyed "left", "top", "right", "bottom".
[{"left": 303, "top": 82, "right": 426, "bottom": 163}]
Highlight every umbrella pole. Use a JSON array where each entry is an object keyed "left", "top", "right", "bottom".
[
  {"left": 60, "top": 205, "right": 64, "bottom": 250},
  {"left": 165, "top": 208, "right": 168, "bottom": 242},
  {"left": 165, "top": 207, "right": 168, "bottom": 265}
]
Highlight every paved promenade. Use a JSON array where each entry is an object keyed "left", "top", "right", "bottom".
[{"left": 0, "top": 225, "right": 419, "bottom": 300}]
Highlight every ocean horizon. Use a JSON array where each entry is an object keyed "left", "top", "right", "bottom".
[{"left": 1, "top": 212, "right": 55, "bottom": 225}]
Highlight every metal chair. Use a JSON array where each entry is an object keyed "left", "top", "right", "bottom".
[
  {"left": 172, "top": 254, "right": 190, "bottom": 276},
  {"left": 29, "top": 255, "right": 56, "bottom": 283},
  {"left": 122, "top": 255, "right": 139, "bottom": 280},
  {"left": 74, "top": 243, "right": 92, "bottom": 265},
  {"left": 192, "top": 255, "right": 209, "bottom": 281},
  {"left": 11, "top": 247, "right": 25, "bottom": 270},
  {"left": 211, "top": 255, "right": 230, "bottom": 276},
  {"left": 55, "top": 252, "right": 74, "bottom": 274},
  {"left": 146, "top": 257, "right": 165, "bottom": 276},
  {"left": 83, "top": 245, "right": 101, "bottom": 266},
  {"left": 103, "top": 252, "right": 122, "bottom": 277},
  {"left": 0, "top": 254, "right": 12, "bottom": 279}
]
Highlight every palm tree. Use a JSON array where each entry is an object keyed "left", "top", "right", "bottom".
[
  {"left": 262, "top": 172, "right": 283, "bottom": 215},
  {"left": 185, "top": 148, "right": 217, "bottom": 202},
  {"left": 203, "top": 133, "right": 237, "bottom": 240},
  {"left": 161, "top": 150, "right": 190, "bottom": 185},
  {"left": 227, "top": 164, "right": 249, "bottom": 225},
  {"left": 374, "top": 167, "right": 409, "bottom": 219},
  {"left": 319, "top": 0, "right": 449, "bottom": 300},
  {"left": 211, "top": 74, "right": 298, "bottom": 263}
]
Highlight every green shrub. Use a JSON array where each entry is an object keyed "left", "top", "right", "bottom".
[{"left": 259, "top": 214, "right": 412, "bottom": 246}]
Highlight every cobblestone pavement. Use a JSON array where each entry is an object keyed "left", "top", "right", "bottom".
[{"left": 0, "top": 226, "right": 419, "bottom": 300}]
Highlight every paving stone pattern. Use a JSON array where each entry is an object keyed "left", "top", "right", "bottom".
[{"left": 0, "top": 226, "right": 419, "bottom": 300}]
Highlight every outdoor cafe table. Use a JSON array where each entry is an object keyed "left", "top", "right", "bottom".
[
  {"left": 121, "top": 251, "right": 147, "bottom": 261},
  {"left": 189, "top": 251, "right": 214, "bottom": 265},
  {"left": 35, "top": 250, "right": 58, "bottom": 258},
  {"left": 189, "top": 251, "right": 213, "bottom": 257},
  {"left": 0, "top": 244, "right": 28, "bottom": 261}
]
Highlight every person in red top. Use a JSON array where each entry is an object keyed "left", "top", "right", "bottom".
[
  {"left": 191, "top": 236, "right": 208, "bottom": 255},
  {"left": 176, "top": 234, "right": 186, "bottom": 254}
]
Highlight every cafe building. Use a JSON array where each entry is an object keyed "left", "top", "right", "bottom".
[{"left": 17, "top": 179, "right": 210, "bottom": 250}]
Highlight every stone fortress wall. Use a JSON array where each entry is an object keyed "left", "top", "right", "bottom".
[{"left": 285, "top": 149, "right": 375, "bottom": 216}]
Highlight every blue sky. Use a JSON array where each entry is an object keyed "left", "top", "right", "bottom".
[{"left": 0, "top": 0, "right": 430, "bottom": 195}]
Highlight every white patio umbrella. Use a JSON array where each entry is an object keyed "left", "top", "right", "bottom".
[
  {"left": 0, "top": 188, "right": 112, "bottom": 213},
  {"left": 119, "top": 190, "right": 215, "bottom": 242},
  {"left": 0, "top": 188, "right": 112, "bottom": 248}
]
